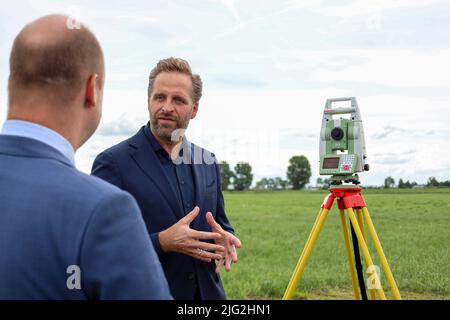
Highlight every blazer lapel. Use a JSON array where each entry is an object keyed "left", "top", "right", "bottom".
[
  {"left": 129, "top": 128, "right": 184, "bottom": 220},
  {"left": 190, "top": 142, "right": 208, "bottom": 229}
]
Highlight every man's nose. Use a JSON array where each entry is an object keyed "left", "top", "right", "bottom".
[{"left": 162, "top": 101, "right": 175, "bottom": 112}]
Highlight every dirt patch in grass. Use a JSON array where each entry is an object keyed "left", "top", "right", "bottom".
[
  {"left": 299, "top": 287, "right": 450, "bottom": 300},
  {"left": 249, "top": 287, "right": 450, "bottom": 300}
]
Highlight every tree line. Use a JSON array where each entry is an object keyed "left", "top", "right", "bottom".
[
  {"left": 219, "top": 156, "right": 450, "bottom": 191},
  {"left": 383, "top": 176, "right": 450, "bottom": 189},
  {"left": 219, "top": 155, "right": 311, "bottom": 191}
]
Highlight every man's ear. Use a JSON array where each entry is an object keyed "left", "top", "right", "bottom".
[
  {"left": 85, "top": 74, "right": 98, "bottom": 108},
  {"left": 191, "top": 103, "right": 199, "bottom": 119}
]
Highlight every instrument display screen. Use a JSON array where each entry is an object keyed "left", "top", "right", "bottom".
[{"left": 323, "top": 157, "right": 340, "bottom": 169}]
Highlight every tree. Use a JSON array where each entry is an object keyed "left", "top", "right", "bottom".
[
  {"left": 425, "top": 177, "right": 450, "bottom": 187},
  {"left": 219, "top": 161, "right": 234, "bottom": 191},
  {"left": 233, "top": 162, "right": 253, "bottom": 191},
  {"left": 287, "top": 155, "right": 311, "bottom": 190},
  {"left": 255, "top": 178, "right": 269, "bottom": 190},
  {"left": 316, "top": 177, "right": 330, "bottom": 189},
  {"left": 427, "top": 176, "right": 440, "bottom": 187},
  {"left": 316, "top": 177, "right": 323, "bottom": 187},
  {"left": 398, "top": 179, "right": 416, "bottom": 189},
  {"left": 274, "top": 177, "right": 288, "bottom": 189},
  {"left": 266, "top": 178, "right": 276, "bottom": 189},
  {"left": 384, "top": 176, "right": 395, "bottom": 189},
  {"left": 255, "top": 177, "right": 287, "bottom": 190}
]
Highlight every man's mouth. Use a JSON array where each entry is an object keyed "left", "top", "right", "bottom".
[{"left": 158, "top": 117, "right": 176, "bottom": 122}]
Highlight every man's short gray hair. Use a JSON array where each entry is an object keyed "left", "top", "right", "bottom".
[{"left": 148, "top": 57, "right": 202, "bottom": 104}]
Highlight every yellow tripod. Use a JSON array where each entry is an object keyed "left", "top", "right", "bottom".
[{"left": 283, "top": 187, "right": 401, "bottom": 300}]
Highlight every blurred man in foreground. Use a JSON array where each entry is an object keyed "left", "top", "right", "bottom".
[{"left": 0, "top": 14, "right": 171, "bottom": 299}]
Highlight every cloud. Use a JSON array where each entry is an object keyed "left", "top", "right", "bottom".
[
  {"left": 372, "top": 126, "right": 405, "bottom": 139},
  {"left": 219, "top": 0, "right": 241, "bottom": 22},
  {"left": 375, "top": 157, "right": 411, "bottom": 165},
  {"left": 310, "top": 0, "right": 447, "bottom": 18},
  {"left": 97, "top": 114, "right": 146, "bottom": 137},
  {"left": 207, "top": 75, "right": 267, "bottom": 89},
  {"left": 209, "top": 47, "right": 450, "bottom": 91},
  {"left": 305, "top": 49, "right": 450, "bottom": 88},
  {"left": 414, "top": 165, "right": 450, "bottom": 176},
  {"left": 2, "top": 1, "right": 450, "bottom": 187},
  {"left": 371, "top": 126, "right": 440, "bottom": 140},
  {"left": 114, "top": 14, "right": 158, "bottom": 24},
  {"left": 212, "top": 1, "right": 321, "bottom": 39},
  {"left": 371, "top": 150, "right": 416, "bottom": 165},
  {"left": 280, "top": 129, "right": 317, "bottom": 140}
]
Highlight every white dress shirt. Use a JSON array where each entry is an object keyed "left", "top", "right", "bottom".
[{"left": 1, "top": 120, "right": 75, "bottom": 166}]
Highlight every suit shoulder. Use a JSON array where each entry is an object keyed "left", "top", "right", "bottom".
[
  {"left": 99, "top": 135, "right": 135, "bottom": 158},
  {"left": 101, "top": 126, "right": 145, "bottom": 155},
  {"left": 65, "top": 168, "right": 133, "bottom": 205},
  {"left": 93, "top": 130, "right": 143, "bottom": 168},
  {"left": 80, "top": 170, "right": 128, "bottom": 196}
]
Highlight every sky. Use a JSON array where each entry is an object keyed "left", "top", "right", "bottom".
[{"left": 1, "top": 0, "right": 449, "bottom": 186}]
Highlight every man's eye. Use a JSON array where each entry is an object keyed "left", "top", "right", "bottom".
[
  {"left": 154, "top": 95, "right": 164, "bottom": 101},
  {"left": 174, "top": 98, "right": 186, "bottom": 104}
]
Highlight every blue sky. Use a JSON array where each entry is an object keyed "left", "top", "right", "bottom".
[{"left": 1, "top": 0, "right": 450, "bottom": 186}]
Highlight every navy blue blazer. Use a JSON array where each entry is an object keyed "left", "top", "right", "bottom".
[
  {"left": 91, "top": 125, "right": 235, "bottom": 300},
  {"left": 0, "top": 135, "right": 172, "bottom": 299}
]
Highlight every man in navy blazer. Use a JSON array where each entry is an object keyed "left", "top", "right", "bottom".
[
  {"left": 92, "top": 58, "right": 242, "bottom": 300},
  {"left": 0, "top": 15, "right": 171, "bottom": 299}
]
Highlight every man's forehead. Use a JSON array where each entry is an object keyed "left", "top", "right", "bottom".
[{"left": 153, "top": 72, "right": 192, "bottom": 92}]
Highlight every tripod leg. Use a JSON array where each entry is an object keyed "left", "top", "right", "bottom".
[
  {"left": 355, "top": 209, "right": 377, "bottom": 299},
  {"left": 362, "top": 207, "right": 402, "bottom": 300},
  {"left": 297, "top": 205, "right": 326, "bottom": 264},
  {"left": 283, "top": 207, "right": 330, "bottom": 300},
  {"left": 349, "top": 221, "right": 369, "bottom": 300},
  {"left": 357, "top": 209, "right": 366, "bottom": 241},
  {"left": 346, "top": 208, "right": 387, "bottom": 300},
  {"left": 339, "top": 209, "right": 361, "bottom": 300}
]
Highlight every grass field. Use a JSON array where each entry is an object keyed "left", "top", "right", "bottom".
[{"left": 220, "top": 188, "right": 450, "bottom": 300}]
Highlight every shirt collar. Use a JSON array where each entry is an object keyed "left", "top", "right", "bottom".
[
  {"left": 144, "top": 122, "right": 191, "bottom": 160},
  {"left": 145, "top": 122, "right": 165, "bottom": 153},
  {"left": 1, "top": 120, "right": 75, "bottom": 166}
]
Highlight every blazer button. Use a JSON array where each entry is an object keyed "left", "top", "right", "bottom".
[{"left": 188, "top": 272, "right": 196, "bottom": 281}]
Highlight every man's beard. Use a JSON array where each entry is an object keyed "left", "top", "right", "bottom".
[{"left": 150, "top": 111, "right": 191, "bottom": 142}]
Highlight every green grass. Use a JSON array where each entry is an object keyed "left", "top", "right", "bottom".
[{"left": 220, "top": 188, "right": 450, "bottom": 300}]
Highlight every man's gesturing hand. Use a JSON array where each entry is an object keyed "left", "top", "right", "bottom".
[
  {"left": 206, "top": 212, "right": 242, "bottom": 273},
  {"left": 158, "top": 206, "right": 225, "bottom": 262}
]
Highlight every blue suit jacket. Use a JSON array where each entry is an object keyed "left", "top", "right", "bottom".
[
  {"left": 91, "top": 126, "right": 235, "bottom": 300},
  {"left": 0, "top": 135, "right": 172, "bottom": 299}
]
